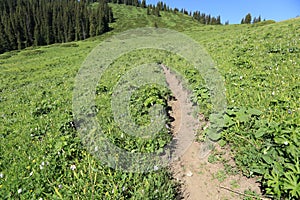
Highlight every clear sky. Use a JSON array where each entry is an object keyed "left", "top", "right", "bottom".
[{"left": 146, "top": 0, "right": 300, "bottom": 24}]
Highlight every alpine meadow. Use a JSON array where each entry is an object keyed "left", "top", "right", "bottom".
[{"left": 0, "top": 1, "right": 299, "bottom": 199}]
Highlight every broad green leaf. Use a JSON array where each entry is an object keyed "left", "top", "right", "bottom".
[
  {"left": 254, "top": 128, "right": 266, "bottom": 138},
  {"left": 207, "top": 129, "right": 221, "bottom": 141},
  {"left": 224, "top": 114, "right": 235, "bottom": 127},
  {"left": 236, "top": 113, "right": 249, "bottom": 123},
  {"left": 247, "top": 108, "right": 262, "bottom": 116},
  {"left": 262, "top": 155, "right": 273, "bottom": 165}
]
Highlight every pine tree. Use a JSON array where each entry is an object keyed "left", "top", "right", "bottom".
[
  {"left": 108, "top": 7, "right": 114, "bottom": 22},
  {"left": 157, "top": 1, "right": 163, "bottom": 10},
  {"left": 133, "top": 0, "right": 139, "bottom": 7},
  {"left": 199, "top": 13, "right": 206, "bottom": 24},
  {"left": 141, "top": 0, "right": 146, "bottom": 8},
  {"left": 34, "top": 24, "right": 41, "bottom": 46},
  {"left": 253, "top": 17, "right": 257, "bottom": 24},
  {"left": 216, "top": 15, "right": 221, "bottom": 25},
  {"left": 258, "top": 15, "right": 261, "bottom": 22},
  {"left": 206, "top": 14, "right": 211, "bottom": 25},
  {"left": 151, "top": 5, "right": 155, "bottom": 15},
  {"left": 6, "top": 19, "right": 17, "bottom": 50},
  {"left": 89, "top": 13, "right": 96, "bottom": 37},
  {"left": 154, "top": 6, "right": 160, "bottom": 17},
  {"left": 244, "top": 13, "right": 252, "bottom": 24},
  {"left": 253, "top": 15, "right": 262, "bottom": 24},
  {"left": 211, "top": 17, "right": 217, "bottom": 25},
  {"left": 0, "top": 21, "right": 9, "bottom": 53}
]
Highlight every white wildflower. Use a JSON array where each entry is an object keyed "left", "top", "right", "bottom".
[
  {"left": 40, "top": 161, "right": 45, "bottom": 170},
  {"left": 0, "top": 172, "right": 3, "bottom": 178},
  {"left": 284, "top": 141, "right": 288, "bottom": 145},
  {"left": 18, "top": 188, "right": 22, "bottom": 194},
  {"left": 153, "top": 165, "right": 159, "bottom": 171},
  {"left": 70, "top": 164, "right": 76, "bottom": 171},
  {"left": 30, "top": 171, "right": 33, "bottom": 176}
]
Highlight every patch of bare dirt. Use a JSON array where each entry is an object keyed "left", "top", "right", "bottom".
[{"left": 162, "top": 64, "right": 263, "bottom": 200}]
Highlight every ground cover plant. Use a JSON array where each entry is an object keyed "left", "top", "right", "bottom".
[
  {"left": 0, "top": 2, "right": 299, "bottom": 199},
  {"left": 185, "top": 19, "right": 300, "bottom": 199}
]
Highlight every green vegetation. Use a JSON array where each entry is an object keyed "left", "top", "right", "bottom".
[
  {"left": 0, "top": 2, "right": 299, "bottom": 199},
  {"left": 187, "top": 20, "right": 299, "bottom": 199}
]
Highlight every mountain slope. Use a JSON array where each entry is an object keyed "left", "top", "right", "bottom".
[{"left": 0, "top": 3, "right": 299, "bottom": 199}]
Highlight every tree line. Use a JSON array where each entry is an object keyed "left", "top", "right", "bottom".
[
  {"left": 107, "top": 0, "right": 222, "bottom": 25},
  {"left": 241, "top": 13, "right": 263, "bottom": 24},
  {"left": 0, "top": 0, "right": 113, "bottom": 54},
  {"left": 0, "top": 0, "right": 225, "bottom": 54},
  {"left": 192, "top": 11, "right": 221, "bottom": 25}
]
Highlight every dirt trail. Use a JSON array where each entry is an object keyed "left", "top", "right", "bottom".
[{"left": 162, "top": 65, "right": 262, "bottom": 200}]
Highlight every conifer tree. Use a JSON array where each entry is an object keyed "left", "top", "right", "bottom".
[
  {"left": 244, "top": 13, "right": 252, "bottom": 24},
  {"left": 163, "top": 3, "right": 167, "bottom": 11},
  {"left": 216, "top": 15, "right": 221, "bottom": 25},
  {"left": 253, "top": 17, "right": 257, "bottom": 24},
  {"left": 108, "top": 7, "right": 114, "bottom": 22},
  {"left": 154, "top": 6, "right": 161, "bottom": 17},
  {"left": 0, "top": 21, "right": 9, "bottom": 53},
  {"left": 133, "top": 0, "right": 139, "bottom": 7},
  {"left": 258, "top": 15, "right": 261, "bottom": 22},
  {"left": 141, "top": 0, "right": 146, "bottom": 8}
]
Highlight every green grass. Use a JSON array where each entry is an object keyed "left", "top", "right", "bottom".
[{"left": 0, "top": 3, "right": 300, "bottom": 199}]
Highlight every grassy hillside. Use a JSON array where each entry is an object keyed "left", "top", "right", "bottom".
[
  {"left": 188, "top": 20, "right": 300, "bottom": 199},
  {"left": 0, "top": 3, "right": 299, "bottom": 199}
]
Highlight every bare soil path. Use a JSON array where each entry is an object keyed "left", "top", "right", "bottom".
[{"left": 162, "top": 65, "right": 263, "bottom": 200}]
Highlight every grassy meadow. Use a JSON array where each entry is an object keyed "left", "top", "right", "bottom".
[{"left": 0, "top": 3, "right": 299, "bottom": 199}]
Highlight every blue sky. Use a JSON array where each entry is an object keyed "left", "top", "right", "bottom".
[{"left": 146, "top": 0, "right": 300, "bottom": 24}]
